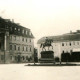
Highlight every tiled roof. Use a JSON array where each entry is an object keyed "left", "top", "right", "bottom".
[{"left": 37, "top": 31, "right": 80, "bottom": 44}]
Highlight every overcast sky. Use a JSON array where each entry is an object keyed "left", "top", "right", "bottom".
[{"left": 0, "top": 0, "right": 80, "bottom": 47}]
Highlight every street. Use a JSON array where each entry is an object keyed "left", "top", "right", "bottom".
[{"left": 0, "top": 63, "right": 80, "bottom": 80}]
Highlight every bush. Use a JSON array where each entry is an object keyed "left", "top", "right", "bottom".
[
  {"left": 61, "top": 53, "right": 71, "bottom": 62},
  {"left": 55, "top": 57, "right": 59, "bottom": 62}
]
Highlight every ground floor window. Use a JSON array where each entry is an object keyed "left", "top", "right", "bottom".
[
  {"left": 22, "top": 56, "right": 25, "bottom": 60},
  {"left": 15, "top": 56, "right": 17, "bottom": 60},
  {"left": 10, "top": 56, "right": 13, "bottom": 60},
  {"left": 26, "top": 56, "right": 28, "bottom": 60},
  {"left": 1, "top": 55, "right": 4, "bottom": 60}
]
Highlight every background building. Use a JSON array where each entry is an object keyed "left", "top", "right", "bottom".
[
  {"left": 0, "top": 17, "right": 34, "bottom": 63},
  {"left": 37, "top": 30, "right": 80, "bottom": 62}
]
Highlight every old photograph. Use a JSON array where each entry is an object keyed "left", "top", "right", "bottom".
[{"left": 0, "top": 0, "right": 80, "bottom": 80}]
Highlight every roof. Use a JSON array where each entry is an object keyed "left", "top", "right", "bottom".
[
  {"left": 0, "top": 17, "right": 34, "bottom": 38},
  {"left": 37, "top": 31, "right": 80, "bottom": 44}
]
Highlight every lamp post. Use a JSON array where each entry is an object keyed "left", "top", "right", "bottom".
[
  {"left": 4, "top": 32, "right": 6, "bottom": 63},
  {"left": 4, "top": 27, "right": 9, "bottom": 63}
]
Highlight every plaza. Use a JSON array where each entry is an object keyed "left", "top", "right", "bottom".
[{"left": 0, "top": 64, "right": 80, "bottom": 80}]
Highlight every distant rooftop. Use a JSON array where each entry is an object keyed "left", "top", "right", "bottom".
[{"left": 37, "top": 30, "right": 80, "bottom": 44}]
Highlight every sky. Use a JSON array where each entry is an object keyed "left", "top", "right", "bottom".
[{"left": 0, "top": 0, "right": 80, "bottom": 47}]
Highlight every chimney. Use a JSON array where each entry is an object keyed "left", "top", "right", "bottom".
[
  {"left": 12, "top": 19, "right": 14, "bottom": 23},
  {"left": 70, "top": 30, "right": 72, "bottom": 33}
]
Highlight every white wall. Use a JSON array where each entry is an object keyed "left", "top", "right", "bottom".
[{"left": 37, "top": 40, "right": 80, "bottom": 59}]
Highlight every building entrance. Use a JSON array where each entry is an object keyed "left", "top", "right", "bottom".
[{"left": 17, "top": 55, "right": 21, "bottom": 63}]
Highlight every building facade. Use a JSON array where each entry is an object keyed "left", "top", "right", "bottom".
[
  {"left": 0, "top": 17, "right": 34, "bottom": 63},
  {"left": 37, "top": 30, "right": 80, "bottom": 62}
]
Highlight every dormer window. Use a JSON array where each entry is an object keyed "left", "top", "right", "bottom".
[
  {"left": 10, "top": 27, "right": 12, "bottom": 31},
  {"left": 29, "top": 31, "right": 31, "bottom": 35},
  {"left": 26, "top": 31, "right": 27, "bottom": 35},
  {"left": 6, "top": 26, "right": 9, "bottom": 29},
  {"left": 22, "top": 30, "right": 24, "bottom": 34},
  {"left": 15, "top": 27, "right": 16, "bottom": 30},
  {"left": 18, "top": 28, "right": 20, "bottom": 31}
]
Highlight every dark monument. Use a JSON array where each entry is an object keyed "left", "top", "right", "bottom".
[{"left": 39, "top": 37, "right": 54, "bottom": 63}]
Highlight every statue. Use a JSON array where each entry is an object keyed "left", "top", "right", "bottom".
[{"left": 40, "top": 37, "right": 53, "bottom": 51}]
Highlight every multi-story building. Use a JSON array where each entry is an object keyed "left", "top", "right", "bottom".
[
  {"left": 37, "top": 30, "right": 80, "bottom": 62},
  {"left": 0, "top": 17, "right": 34, "bottom": 63}
]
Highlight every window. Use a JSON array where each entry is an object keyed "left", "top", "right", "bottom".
[
  {"left": 10, "top": 56, "right": 12, "bottom": 60},
  {"left": 15, "top": 27, "right": 16, "bottom": 30},
  {"left": 0, "top": 43, "right": 1, "bottom": 49},
  {"left": 26, "top": 56, "right": 28, "bottom": 60},
  {"left": 22, "top": 38, "right": 24, "bottom": 41},
  {"left": 62, "top": 51, "right": 64, "bottom": 53},
  {"left": 10, "top": 36, "right": 12, "bottom": 40},
  {"left": 29, "top": 31, "right": 31, "bottom": 35},
  {"left": 30, "top": 47, "right": 32, "bottom": 52},
  {"left": 1, "top": 55, "right": 4, "bottom": 60},
  {"left": 10, "top": 45, "right": 12, "bottom": 50},
  {"left": 18, "top": 46, "right": 20, "bottom": 51},
  {"left": 10, "top": 27, "right": 12, "bottom": 31},
  {"left": 30, "top": 39, "right": 31, "bottom": 42},
  {"left": 23, "top": 46, "right": 24, "bottom": 51},
  {"left": 77, "top": 42, "right": 79, "bottom": 45},
  {"left": 62, "top": 43, "right": 64, "bottom": 46},
  {"left": 26, "top": 39, "right": 27, "bottom": 42},
  {"left": 17, "top": 37, "right": 19, "bottom": 41},
  {"left": 69, "top": 42, "right": 71, "bottom": 46},
  {"left": 14, "top": 45, "right": 16, "bottom": 50},
  {"left": 70, "top": 50, "right": 72, "bottom": 53},
  {"left": 26, "top": 47, "right": 28, "bottom": 51},
  {"left": 26, "top": 31, "right": 27, "bottom": 34},
  {"left": 14, "top": 36, "right": 16, "bottom": 40},
  {"left": 22, "top": 30, "right": 24, "bottom": 34},
  {"left": 73, "top": 42, "right": 75, "bottom": 45},
  {"left": 18, "top": 28, "right": 20, "bottom": 31},
  {"left": 22, "top": 56, "right": 25, "bottom": 60},
  {"left": 15, "top": 56, "right": 17, "bottom": 60}
]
